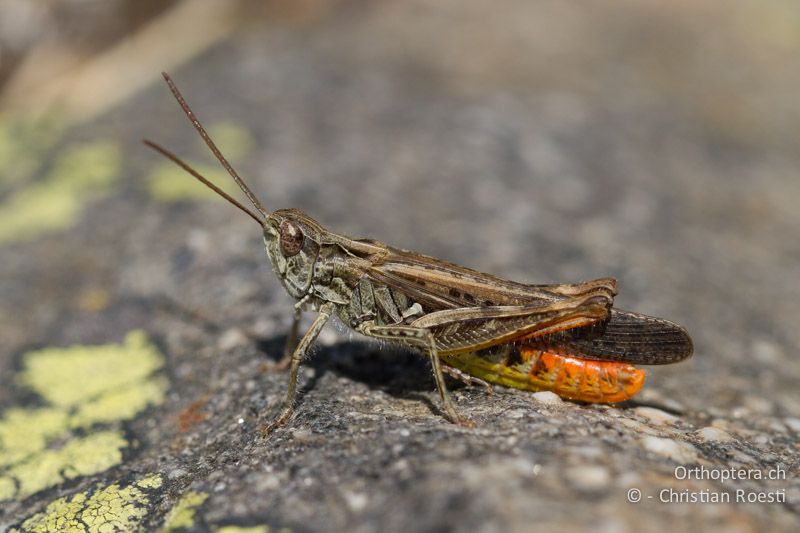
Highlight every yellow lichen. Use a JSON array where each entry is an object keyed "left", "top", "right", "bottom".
[
  {"left": 146, "top": 160, "right": 237, "bottom": 201},
  {"left": 0, "top": 182, "right": 84, "bottom": 244},
  {"left": 216, "top": 527, "right": 271, "bottom": 533},
  {"left": 201, "top": 122, "right": 254, "bottom": 162},
  {"left": 0, "top": 407, "right": 69, "bottom": 467},
  {"left": 20, "top": 330, "right": 164, "bottom": 408},
  {"left": 162, "top": 491, "right": 209, "bottom": 532},
  {"left": 47, "top": 140, "right": 120, "bottom": 189},
  {"left": 16, "top": 474, "right": 164, "bottom": 533},
  {"left": 70, "top": 375, "right": 170, "bottom": 428},
  {"left": 0, "top": 330, "right": 168, "bottom": 502},
  {"left": 0, "top": 111, "right": 66, "bottom": 187},
  {"left": 136, "top": 474, "right": 164, "bottom": 489},
  {"left": 17, "top": 491, "right": 89, "bottom": 533},
  {"left": 146, "top": 121, "right": 252, "bottom": 202},
  {"left": 0, "top": 476, "right": 16, "bottom": 501},
  {"left": 0, "top": 140, "right": 121, "bottom": 244},
  {"left": 7, "top": 431, "right": 127, "bottom": 500}
]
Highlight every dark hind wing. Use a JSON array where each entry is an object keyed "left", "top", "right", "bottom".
[{"left": 530, "top": 309, "right": 693, "bottom": 365}]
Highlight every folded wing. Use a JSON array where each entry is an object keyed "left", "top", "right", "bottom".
[{"left": 529, "top": 309, "right": 693, "bottom": 365}]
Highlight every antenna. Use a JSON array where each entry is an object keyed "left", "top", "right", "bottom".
[
  {"left": 143, "top": 139, "right": 264, "bottom": 226},
  {"left": 160, "top": 71, "right": 269, "bottom": 219}
]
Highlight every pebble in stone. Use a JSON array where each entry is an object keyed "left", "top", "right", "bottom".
[
  {"left": 727, "top": 448, "right": 758, "bottom": 466},
  {"left": 617, "top": 417, "right": 663, "bottom": 436},
  {"left": 392, "top": 459, "right": 410, "bottom": 473},
  {"left": 640, "top": 436, "right": 699, "bottom": 463},
  {"left": 783, "top": 417, "right": 800, "bottom": 434},
  {"left": 616, "top": 471, "right": 642, "bottom": 488},
  {"left": 167, "top": 468, "right": 188, "bottom": 480},
  {"left": 257, "top": 474, "right": 281, "bottom": 491},
  {"left": 564, "top": 465, "right": 611, "bottom": 492},
  {"left": 743, "top": 396, "right": 774, "bottom": 414},
  {"left": 751, "top": 339, "right": 782, "bottom": 363},
  {"left": 731, "top": 406, "right": 750, "bottom": 419},
  {"left": 710, "top": 418, "right": 735, "bottom": 431},
  {"left": 187, "top": 229, "right": 211, "bottom": 252},
  {"left": 695, "top": 426, "right": 734, "bottom": 443},
  {"left": 530, "top": 391, "right": 562, "bottom": 404},
  {"left": 291, "top": 428, "right": 314, "bottom": 442},
  {"left": 343, "top": 491, "right": 369, "bottom": 512},
  {"left": 633, "top": 406, "right": 680, "bottom": 426},
  {"left": 637, "top": 390, "right": 685, "bottom": 413},
  {"left": 251, "top": 318, "right": 279, "bottom": 337},
  {"left": 765, "top": 419, "right": 788, "bottom": 434},
  {"left": 570, "top": 446, "right": 604, "bottom": 460},
  {"left": 218, "top": 327, "right": 249, "bottom": 350}
]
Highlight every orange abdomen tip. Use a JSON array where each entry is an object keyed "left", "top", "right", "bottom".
[{"left": 522, "top": 347, "right": 646, "bottom": 403}]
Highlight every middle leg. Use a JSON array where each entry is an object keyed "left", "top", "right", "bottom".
[{"left": 359, "top": 322, "right": 475, "bottom": 427}]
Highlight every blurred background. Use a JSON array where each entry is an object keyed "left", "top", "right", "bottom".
[{"left": 0, "top": 1, "right": 798, "bottom": 531}]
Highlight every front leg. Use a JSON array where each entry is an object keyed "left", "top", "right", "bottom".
[
  {"left": 262, "top": 304, "right": 333, "bottom": 436},
  {"left": 272, "top": 304, "right": 302, "bottom": 371},
  {"left": 359, "top": 322, "right": 475, "bottom": 428},
  {"left": 263, "top": 296, "right": 310, "bottom": 372}
]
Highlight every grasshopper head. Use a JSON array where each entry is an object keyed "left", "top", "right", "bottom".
[
  {"left": 263, "top": 209, "right": 322, "bottom": 299},
  {"left": 146, "top": 73, "right": 327, "bottom": 302}
]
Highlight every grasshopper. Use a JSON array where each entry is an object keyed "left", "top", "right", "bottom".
[{"left": 145, "top": 73, "right": 693, "bottom": 430}]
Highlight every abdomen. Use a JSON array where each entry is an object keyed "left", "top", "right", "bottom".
[{"left": 441, "top": 345, "right": 645, "bottom": 403}]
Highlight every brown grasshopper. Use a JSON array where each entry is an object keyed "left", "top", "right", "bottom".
[{"left": 145, "top": 73, "right": 693, "bottom": 430}]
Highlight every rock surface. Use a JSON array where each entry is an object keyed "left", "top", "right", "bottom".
[{"left": 1, "top": 2, "right": 798, "bottom": 531}]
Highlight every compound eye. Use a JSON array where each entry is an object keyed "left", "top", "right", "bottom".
[{"left": 279, "top": 219, "right": 304, "bottom": 257}]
